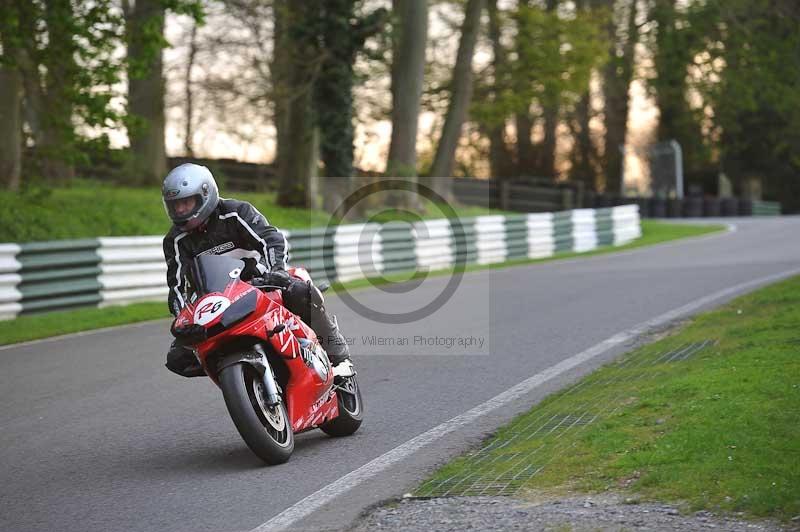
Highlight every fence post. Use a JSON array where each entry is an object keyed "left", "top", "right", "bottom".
[
  {"left": 500, "top": 180, "right": 511, "bottom": 211},
  {"left": 561, "top": 189, "right": 574, "bottom": 211}
]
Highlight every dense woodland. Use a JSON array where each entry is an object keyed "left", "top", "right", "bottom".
[{"left": 0, "top": 1, "right": 798, "bottom": 211}]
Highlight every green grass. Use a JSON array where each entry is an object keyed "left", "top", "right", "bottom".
[
  {"left": 365, "top": 197, "right": 508, "bottom": 224},
  {"left": 0, "top": 180, "right": 332, "bottom": 242},
  {"left": 0, "top": 180, "right": 507, "bottom": 242},
  {"left": 418, "top": 275, "right": 800, "bottom": 521},
  {"left": 0, "top": 302, "right": 171, "bottom": 346},
  {"left": 0, "top": 220, "right": 723, "bottom": 346}
]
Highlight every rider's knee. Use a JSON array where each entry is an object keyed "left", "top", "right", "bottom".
[{"left": 283, "top": 279, "right": 324, "bottom": 322}]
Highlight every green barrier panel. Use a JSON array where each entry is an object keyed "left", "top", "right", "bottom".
[
  {"left": 595, "top": 208, "right": 615, "bottom": 246},
  {"left": 291, "top": 226, "right": 337, "bottom": 282},
  {"left": 17, "top": 239, "right": 102, "bottom": 314},
  {"left": 752, "top": 201, "right": 781, "bottom": 216},
  {"left": 552, "top": 212, "right": 574, "bottom": 252},
  {"left": 504, "top": 216, "right": 529, "bottom": 260},
  {"left": 449, "top": 218, "right": 478, "bottom": 265},
  {"left": 21, "top": 292, "right": 103, "bottom": 313},
  {"left": 380, "top": 222, "right": 416, "bottom": 274}
]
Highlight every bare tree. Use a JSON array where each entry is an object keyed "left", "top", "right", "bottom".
[
  {"left": 429, "top": 0, "right": 485, "bottom": 196},
  {"left": 183, "top": 19, "right": 198, "bottom": 157},
  {"left": 386, "top": 0, "right": 428, "bottom": 180}
]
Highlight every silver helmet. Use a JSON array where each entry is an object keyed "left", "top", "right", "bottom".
[{"left": 162, "top": 163, "right": 219, "bottom": 231}]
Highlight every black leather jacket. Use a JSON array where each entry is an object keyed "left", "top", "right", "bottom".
[{"left": 163, "top": 198, "right": 288, "bottom": 316}]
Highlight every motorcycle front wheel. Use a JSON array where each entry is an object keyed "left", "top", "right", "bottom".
[{"left": 220, "top": 362, "right": 294, "bottom": 465}]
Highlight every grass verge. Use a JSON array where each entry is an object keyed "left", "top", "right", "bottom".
[
  {"left": 417, "top": 275, "right": 800, "bottom": 522},
  {"left": 0, "top": 220, "right": 724, "bottom": 347},
  {"left": 0, "top": 180, "right": 506, "bottom": 242}
]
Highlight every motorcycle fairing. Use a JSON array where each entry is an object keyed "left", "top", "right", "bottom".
[{"left": 176, "top": 267, "right": 339, "bottom": 434}]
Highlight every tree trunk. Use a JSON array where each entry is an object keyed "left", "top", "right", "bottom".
[
  {"left": 650, "top": 0, "right": 704, "bottom": 176},
  {"left": 536, "top": 0, "right": 560, "bottom": 181},
  {"left": 569, "top": 91, "right": 596, "bottom": 191},
  {"left": 315, "top": 0, "right": 357, "bottom": 214},
  {"left": 272, "top": 0, "right": 290, "bottom": 185},
  {"left": 0, "top": 64, "right": 23, "bottom": 190},
  {"left": 429, "top": 0, "right": 484, "bottom": 197},
  {"left": 279, "top": 85, "right": 317, "bottom": 207},
  {"left": 386, "top": 0, "right": 427, "bottom": 208},
  {"left": 37, "top": 0, "right": 76, "bottom": 181},
  {"left": 126, "top": 0, "right": 167, "bottom": 185},
  {"left": 486, "top": 0, "right": 514, "bottom": 180},
  {"left": 569, "top": 0, "right": 598, "bottom": 191},
  {"left": 601, "top": 0, "right": 638, "bottom": 195},
  {"left": 277, "top": 2, "right": 319, "bottom": 208},
  {"left": 515, "top": 111, "right": 534, "bottom": 175},
  {"left": 539, "top": 104, "right": 558, "bottom": 179},
  {"left": 183, "top": 20, "right": 198, "bottom": 157}
]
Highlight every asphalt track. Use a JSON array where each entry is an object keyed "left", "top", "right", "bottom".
[{"left": 1, "top": 217, "right": 797, "bottom": 532}]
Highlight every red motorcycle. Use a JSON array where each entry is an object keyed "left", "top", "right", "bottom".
[{"left": 171, "top": 254, "right": 363, "bottom": 465}]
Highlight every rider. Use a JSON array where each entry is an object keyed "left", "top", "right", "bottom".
[{"left": 161, "top": 163, "right": 351, "bottom": 377}]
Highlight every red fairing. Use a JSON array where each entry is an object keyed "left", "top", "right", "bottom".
[{"left": 178, "top": 273, "right": 339, "bottom": 433}]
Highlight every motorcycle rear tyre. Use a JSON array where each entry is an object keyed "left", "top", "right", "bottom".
[{"left": 320, "top": 375, "right": 363, "bottom": 437}]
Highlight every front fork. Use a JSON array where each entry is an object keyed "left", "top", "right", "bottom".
[{"left": 218, "top": 343, "right": 281, "bottom": 406}]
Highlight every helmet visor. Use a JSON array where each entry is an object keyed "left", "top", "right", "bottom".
[{"left": 164, "top": 194, "right": 203, "bottom": 223}]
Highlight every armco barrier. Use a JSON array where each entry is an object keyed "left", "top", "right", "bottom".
[
  {"left": 98, "top": 237, "right": 166, "bottom": 306},
  {"left": 752, "top": 200, "right": 781, "bottom": 216},
  {"left": 0, "top": 205, "right": 641, "bottom": 320}
]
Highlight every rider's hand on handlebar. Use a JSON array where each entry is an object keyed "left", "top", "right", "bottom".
[
  {"left": 265, "top": 267, "right": 292, "bottom": 289},
  {"left": 250, "top": 268, "right": 292, "bottom": 289},
  {"left": 240, "top": 257, "right": 261, "bottom": 281}
]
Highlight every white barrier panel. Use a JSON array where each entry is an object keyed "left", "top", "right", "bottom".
[
  {"left": 571, "top": 209, "right": 598, "bottom": 253},
  {"left": 611, "top": 205, "right": 641, "bottom": 245},
  {"left": 526, "top": 213, "right": 555, "bottom": 259},
  {"left": 334, "top": 224, "right": 383, "bottom": 281},
  {"left": 0, "top": 274, "right": 22, "bottom": 320},
  {"left": 0, "top": 245, "right": 21, "bottom": 320},
  {"left": 475, "top": 215, "right": 507, "bottom": 265},
  {"left": 0, "top": 244, "right": 21, "bottom": 274},
  {"left": 98, "top": 237, "right": 167, "bottom": 305},
  {"left": 414, "top": 219, "right": 453, "bottom": 270}
]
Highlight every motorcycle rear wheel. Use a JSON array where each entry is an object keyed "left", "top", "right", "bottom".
[
  {"left": 220, "top": 362, "right": 294, "bottom": 465},
  {"left": 320, "top": 375, "right": 363, "bottom": 437}
]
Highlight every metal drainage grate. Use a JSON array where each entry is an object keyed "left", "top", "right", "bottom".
[
  {"left": 415, "top": 339, "right": 717, "bottom": 498},
  {"left": 655, "top": 339, "right": 716, "bottom": 363}
]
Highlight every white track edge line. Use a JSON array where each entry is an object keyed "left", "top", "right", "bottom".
[{"left": 252, "top": 266, "right": 800, "bottom": 532}]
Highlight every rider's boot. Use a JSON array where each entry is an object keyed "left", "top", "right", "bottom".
[{"left": 312, "top": 312, "right": 351, "bottom": 367}]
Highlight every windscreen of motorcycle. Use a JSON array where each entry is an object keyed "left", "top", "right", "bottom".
[{"left": 191, "top": 254, "right": 246, "bottom": 295}]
